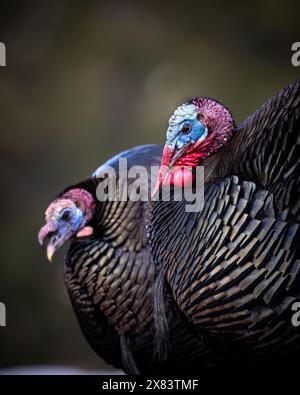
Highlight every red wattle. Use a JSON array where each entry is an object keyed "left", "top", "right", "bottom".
[{"left": 163, "top": 167, "right": 193, "bottom": 188}]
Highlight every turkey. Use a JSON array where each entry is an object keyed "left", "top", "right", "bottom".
[
  {"left": 150, "top": 80, "right": 300, "bottom": 368},
  {"left": 38, "top": 144, "right": 214, "bottom": 374}
]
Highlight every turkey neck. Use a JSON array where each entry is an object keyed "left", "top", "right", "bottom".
[{"left": 65, "top": 177, "right": 155, "bottom": 335}]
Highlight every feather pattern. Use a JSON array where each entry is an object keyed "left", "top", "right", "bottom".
[
  {"left": 150, "top": 80, "right": 300, "bottom": 363},
  {"left": 64, "top": 144, "right": 213, "bottom": 374}
]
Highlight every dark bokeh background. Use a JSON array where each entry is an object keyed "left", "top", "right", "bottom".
[{"left": 0, "top": 0, "right": 299, "bottom": 371}]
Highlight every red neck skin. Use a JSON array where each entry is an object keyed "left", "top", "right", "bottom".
[
  {"left": 154, "top": 98, "right": 235, "bottom": 194},
  {"left": 154, "top": 137, "right": 216, "bottom": 194},
  {"left": 155, "top": 132, "right": 234, "bottom": 196},
  {"left": 172, "top": 142, "right": 211, "bottom": 168}
]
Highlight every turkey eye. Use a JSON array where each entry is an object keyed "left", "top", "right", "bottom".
[
  {"left": 181, "top": 124, "right": 191, "bottom": 134},
  {"left": 62, "top": 210, "right": 71, "bottom": 221},
  {"left": 197, "top": 113, "right": 205, "bottom": 121}
]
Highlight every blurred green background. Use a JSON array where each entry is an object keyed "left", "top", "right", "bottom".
[{"left": 0, "top": 0, "right": 299, "bottom": 371}]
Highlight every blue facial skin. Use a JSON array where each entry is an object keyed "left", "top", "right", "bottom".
[
  {"left": 175, "top": 119, "right": 208, "bottom": 150},
  {"left": 55, "top": 207, "right": 84, "bottom": 238}
]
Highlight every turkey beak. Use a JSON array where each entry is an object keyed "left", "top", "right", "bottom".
[
  {"left": 38, "top": 220, "right": 59, "bottom": 263},
  {"left": 153, "top": 144, "right": 174, "bottom": 196},
  {"left": 169, "top": 145, "right": 189, "bottom": 168},
  {"left": 153, "top": 141, "right": 191, "bottom": 197},
  {"left": 46, "top": 242, "right": 56, "bottom": 263}
]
